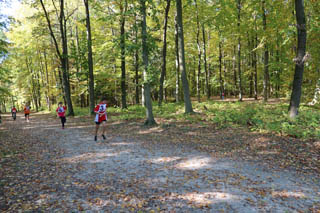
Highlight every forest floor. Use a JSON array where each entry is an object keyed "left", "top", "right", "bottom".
[{"left": 0, "top": 112, "right": 320, "bottom": 212}]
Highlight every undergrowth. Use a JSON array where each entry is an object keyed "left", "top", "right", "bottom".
[
  {"left": 195, "top": 101, "right": 320, "bottom": 139},
  {"left": 52, "top": 101, "right": 320, "bottom": 139}
]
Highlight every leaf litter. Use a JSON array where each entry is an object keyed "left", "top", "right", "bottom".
[{"left": 0, "top": 113, "right": 319, "bottom": 212}]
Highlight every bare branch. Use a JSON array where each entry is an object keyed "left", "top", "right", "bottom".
[{"left": 39, "top": 0, "right": 62, "bottom": 60}]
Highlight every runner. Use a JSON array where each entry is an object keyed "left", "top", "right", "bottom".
[
  {"left": 94, "top": 97, "right": 108, "bottom": 141},
  {"left": 11, "top": 106, "right": 17, "bottom": 120},
  {"left": 24, "top": 103, "right": 31, "bottom": 122},
  {"left": 56, "top": 102, "right": 67, "bottom": 129}
]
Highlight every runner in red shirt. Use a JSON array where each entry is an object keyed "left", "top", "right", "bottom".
[
  {"left": 56, "top": 102, "right": 67, "bottom": 129},
  {"left": 24, "top": 104, "right": 31, "bottom": 122},
  {"left": 94, "top": 97, "right": 108, "bottom": 141},
  {"left": 11, "top": 106, "right": 17, "bottom": 120}
]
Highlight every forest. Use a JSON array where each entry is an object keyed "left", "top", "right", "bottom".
[
  {"left": 1, "top": 1, "right": 320, "bottom": 212},
  {"left": 0, "top": 0, "right": 319, "bottom": 127}
]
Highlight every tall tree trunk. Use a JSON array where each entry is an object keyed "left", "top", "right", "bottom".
[
  {"left": 140, "top": 11, "right": 145, "bottom": 107},
  {"left": 43, "top": 49, "right": 51, "bottom": 110},
  {"left": 40, "top": 0, "right": 74, "bottom": 115},
  {"left": 84, "top": 0, "right": 95, "bottom": 114},
  {"left": 262, "top": 0, "right": 269, "bottom": 102},
  {"left": 159, "top": 0, "right": 171, "bottom": 106},
  {"left": 237, "top": 0, "right": 243, "bottom": 101},
  {"left": 37, "top": 49, "right": 45, "bottom": 92},
  {"left": 202, "top": 24, "right": 210, "bottom": 100},
  {"left": 57, "top": 67, "right": 66, "bottom": 103},
  {"left": 248, "top": 33, "right": 253, "bottom": 98},
  {"left": 109, "top": 23, "right": 118, "bottom": 105},
  {"left": 219, "top": 39, "right": 224, "bottom": 99},
  {"left": 175, "top": 14, "right": 180, "bottom": 103},
  {"left": 134, "top": 17, "right": 140, "bottom": 105},
  {"left": 60, "top": 0, "right": 74, "bottom": 115},
  {"left": 233, "top": 45, "right": 237, "bottom": 96},
  {"left": 195, "top": 0, "right": 201, "bottom": 103},
  {"left": 289, "top": 0, "right": 307, "bottom": 118},
  {"left": 140, "top": 0, "right": 156, "bottom": 125},
  {"left": 251, "top": 36, "right": 257, "bottom": 99},
  {"left": 36, "top": 71, "right": 42, "bottom": 108},
  {"left": 254, "top": 17, "right": 258, "bottom": 100},
  {"left": 176, "top": 0, "right": 193, "bottom": 113},
  {"left": 276, "top": 30, "right": 281, "bottom": 98},
  {"left": 38, "top": 48, "right": 50, "bottom": 110},
  {"left": 26, "top": 58, "right": 39, "bottom": 112},
  {"left": 120, "top": 0, "right": 128, "bottom": 109},
  {"left": 75, "top": 25, "right": 80, "bottom": 78}
]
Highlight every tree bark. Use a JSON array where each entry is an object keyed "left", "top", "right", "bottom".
[
  {"left": 60, "top": 0, "right": 74, "bottom": 115},
  {"left": 233, "top": 45, "right": 237, "bottom": 96},
  {"left": 254, "top": 16, "right": 258, "bottom": 100},
  {"left": 36, "top": 71, "right": 42, "bottom": 108},
  {"left": 159, "top": 0, "right": 171, "bottom": 106},
  {"left": 195, "top": 0, "right": 201, "bottom": 103},
  {"left": 134, "top": 17, "right": 140, "bottom": 105},
  {"left": 120, "top": 0, "right": 128, "bottom": 109},
  {"left": 275, "top": 30, "right": 282, "bottom": 98},
  {"left": 289, "top": 0, "right": 307, "bottom": 118},
  {"left": 262, "top": 0, "right": 269, "bottom": 102},
  {"left": 84, "top": 0, "right": 95, "bottom": 114},
  {"left": 219, "top": 38, "right": 224, "bottom": 99},
  {"left": 237, "top": 0, "right": 243, "bottom": 101},
  {"left": 202, "top": 24, "right": 210, "bottom": 100},
  {"left": 248, "top": 33, "right": 253, "bottom": 98},
  {"left": 175, "top": 14, "right": 180, "bottom": 103},
  {"left": 140, "top": 0, "right": 156, "bottom": 125},
  {"left": 176, "top": 0, "right": 193, "bottom": 113}
]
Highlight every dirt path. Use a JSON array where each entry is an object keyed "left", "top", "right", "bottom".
[{"left": 1, "top": 113, "right": 319, "bottom": 212}]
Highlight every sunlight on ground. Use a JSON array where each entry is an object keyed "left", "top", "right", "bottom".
[
  {"left": 175, "top": 156, "right": 212, "bottom": 170},
  {"left": 138, "top": 126, "right": 164, "bottom": 134},
  {"left": 150, "top": 157, "right": 181, "bottom": 164},
  {"left": 272, "top": 191, "right": 306, "bottom": 199},
  {"left": 257, "top": 150, "right": 279, "bottom": 155},
  {"left": 111, "top": 121, "right": 124, "bottom": 125},
  {"left": 33, "top": 111, "right": 51, "bottom": 115},
  {"left": 0, "top": 126, "right": 7, "bottom": 131},
  {"left": 61, "top": 149, "right": 132, "bottom": 163},
  {"left": 169, "top": 192, "right": 237, "bottom": 205},
  {"left": 35, "top": 194, "right": 52, "bottom": 205},
  {"left": 22, "top": 126, "right": 38, "bottom": 130},
  {"left": 111, "top": 142, "right": 132, "bottom": 146},
  {"left": 22, "top": 125, "right": 59, "bottom": 130},
  {"left": 66, "top": 125, "right": 90, "bottom": 129},
  {"left": 252, "top": 136, "right": 270, "bottom": 148},
  {"left": 186, "top": 131, "right": 198, "bottom": 136}
]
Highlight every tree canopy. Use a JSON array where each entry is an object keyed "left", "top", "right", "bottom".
[{"left": 0, "top": 0, "right": 319, "bottom": 118}]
